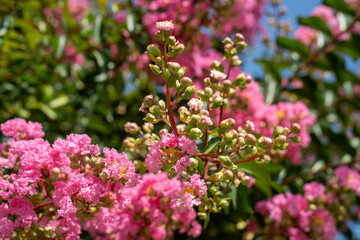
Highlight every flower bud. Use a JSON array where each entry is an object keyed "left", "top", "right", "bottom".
[
  {"left": 147, "top": 44, "right": 161, "bottom": 57},
  {"left": 210, "top": 97, "right": 223, "bottom": 110},
  {"left": 258, "top": 136, "right": 272, "bottom": 149},
  {"left": 143, "top": 113, "right": 159, "bottom": 123},
  {"left": 172, "top": 43, "right": 185, "bottom": 55},
  {"left": 234, "top": 33, "right": 245, "bottom": 44},
  {"left": 204, "top": 87, "right": 213, "bottom": 98},
  {"left": 176, "top": 67, "right": 186, "bottom": 79},
  {"left": 224, "top": 170, "right": 234, "bottom": 180},
  {"left": 211, "top": 60, "right": 222, "bottom": 69},
  {"left": 181, "top": 85, "right": 195, "bottom": 100},
  {"left": 159, "top": 129, "right": 169, "bottom": 135},
  {"left": 143, "top": 95, "right": 158, "bottom": 108},
  {"left": 180, "top": 77, "right": 193, "bottom": 88},
  {"left": 142, "top": 123, "right": 154, "bottom": 133},
  {"left": 204, "top": 77, "right": 211, "bottom": 86},
  {"left": 290, "top": 136, "right": 301, "bottom": 143},
  {"left": 224, "top": 129, "right": 237, "bottom": 142},
  {"left": 99, "top": 172, "right": 108, "bottom": 180},
  {"left": 189, "top": 157, "right": 198, "bottom": 168},
  {"left": 222, "top": 37, "right": 234, "bottom": 45},
  {"left": 245, "top": 134, "right": 256, "bottom": 146},
  {"left": 230, "top": 152, "right": 240, "bottom": 162},
  {"left": 149, "top": 64, "right": 162, "bottom": 75},
  {"left": 188, "top": 128, "right": 203, "bottom": 140},
  {"left": 219, "top": 156, "right": 238, "bottom": 170},
  {"left": 231, "top": 56, "right": 242, "bottom": 66},
  {"left": 244, "top": 120, "right": 255, "bottom": 132},
  {"left": 125, "top": 122, "right": 140, "bottom": 134},
  {"left": 156, "top": 21, "right": 174, "bottom": 31},
  {"left": 291, "top": 123, "right": 301, "bottom": 134},
  {"left": 223, "top": 80, "right": 232, "bottom": 89},
  {"left": 168, "top": 62, "right": 180, "bottom": 74},
  {"left": 178, "top": 106, "right": 190, "bottom": 123},
  {"left": 275, "top": 135, "right": 287, "bottom": 145},
  {"left": 190, "top": 114, "right": 201, "bottom": 125},
  {"left": 149, "top": 105, "right": 162, "bottom": 116},
  {"left": 220, "top": 118, "right": 236, "bottom": 129},
  {"left": 219, "top": 199, "right": 229, "bottom": 208},
  {"left": 210, "top": 69, "right": 226, "bottom": 83},
  {"left": 166, "top": 36, "right": 177, "bottom": 46}
]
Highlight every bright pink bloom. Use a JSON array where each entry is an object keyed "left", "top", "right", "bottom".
[{"left": 1, "top": 118, "right": 44, "bottom": 139}]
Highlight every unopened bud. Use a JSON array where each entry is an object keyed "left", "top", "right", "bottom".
[
  {"left": 210, "top": 97, "right": 223, "bottom": 110},
  {"left": 220, "top": 118, "right": 236, "bottom": 129},
  {"left": 245, "top": 134, "right": 256, "bottom": 145},
  {"left": 180, "top": 77, "right": 193, "bottom": 88},
  {"left": 173, "top": 43, "right": 185, "bottom": 55},
  {"left": 168, "top": 62, "right": 180, "bottom": 74},
  {"left": 181, "top": 86, "right": 195, "bottom": 100},
  {"left": 234, "top": 33, "right": 245, "bottom": 43},
  {"left": 222, "top": 37, "right": 234, "bottom": 45},
  {"left": 147, "top": 44, "right": 161, "bottom": 57},
  {"left": 188, "top": 128, "right": 203, "bottom": 140},
  {"left": 125, "top": 122, "right": 140, "bottom": 134},
  {"left": 142, "top": 123, "right": 154, "bottom": 133},
  {"left": 290, "top": 136, "right": 301, "bottom": 143},
  {"left": 291, "top": 123, "right": 301, "bottom": 134},
  {"left": 149, "top": 64, "right": 162, "bottom": 75},
  {"left": 99, "top": 172, "right": 108, "bottom": 180}
]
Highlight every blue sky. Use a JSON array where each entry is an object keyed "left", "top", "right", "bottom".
[{"left": 243, "top": 0, "right": 321, "bottom": 74}]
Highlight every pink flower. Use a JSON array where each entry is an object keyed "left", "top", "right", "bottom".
[
  {"left": 1, "top": 118, "right": 44, "bottom": 139},
  {"left": 145, "top": 133, "right": 197, "bottom": 173},
  {"left": 335, "top": 166, "right": 360, "bottom": 196}
]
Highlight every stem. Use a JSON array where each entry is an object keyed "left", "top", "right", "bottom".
[
  {"left": 204, "top": 160, "right": 209, "bottom": 179},
  {"left": 218, "top": 62, "right": 233, "bottom": 126},
  {"left": 166, "top": 84, "right": 179, "bottom": 136},
  {"left": 34, "top": 201, "right": 54, "bottom": 210}
]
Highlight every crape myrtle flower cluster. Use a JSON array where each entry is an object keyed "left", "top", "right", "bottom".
[
  {"left": 0, "top": 22, "right": 304, "bottom": 239},
  {"left": 253, "top": 164, "right": 360, "bottom": 239}
]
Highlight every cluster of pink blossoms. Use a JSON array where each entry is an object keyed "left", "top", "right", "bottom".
[
  {"left": 225, "top": 80, "right": 316, "bottom": 164},
  {"left": 145, "top": 133, "right": 197, "bottom": 173},
  {"left": 0, "top": 119, "right": 206, "bottom": 239},
  {"left": 335, "top": 166, "right": 360, "bottom": 196},
  {"left": 255, "top": 182, "right": 336, "bottom": 240},
  {"left": 294, "top": 4, "right": 359, "bottom": 47}
]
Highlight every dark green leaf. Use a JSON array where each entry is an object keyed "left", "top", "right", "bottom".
[
  {"left": 204, "top": 137, "right": 221, "bottom": 153},
  {"left": 298, "top": 16, "right": 332, "bottom": 36},
  {"left": 324, "top": 0, "right": 355, "bottom": 15},
  {"left": 277, "top": 37, "right": 309, "bottom": 58}
]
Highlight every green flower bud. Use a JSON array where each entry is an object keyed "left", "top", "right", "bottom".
[
  {"left": 173, "top": 43, "right": 185, "bottom": 55},
  {"left": 178, "top": 106, "right": 190, "bottom": 123},
  {"left": 197, "top": 90, "right": 206, "bottom": 101},
  {"left": 143, "top": 113, "right": 159, "bottom": 124},
  {"left": 219, "top": 156, "right": 238, "bottom": 170},
  {"left": 142, "top": 123, "right": 154, "bottom": 133},
  {"left": 149, "top": 105, "right": 162, "bottom": 116},
  {"left": 219, "top": 199, "right": 229, "bottom": 208},
  {"left": 211, "top": 60, "right": 222, "bottom": 69},
  {"left": 180, "top": 77, "right": 193, "bottom": 88},
  {"left": 166, "top": 36, "right": 177, "bottom": 46},
  {"left": 224, "top": 170, "right": 234, "bottom": 180},
  {"left": 204, "top": 77, "right": 211, "bottom": 86},
  {"left": 223, "top": 80, "right": 232, "bottom": 89},
  {"left": 189, "top": 157, "right": 198, "bottom": 168},
  {"left": 168, "top": 62, "right": 180, "bottom": 74},
  {"left": 190, "top": 114, "right": 201, "bottom": 126},
  {"left": 234, "top": 33, "right": 245, "bottom": 44},
  {"left": 99, "top": 172, "right": 108, "bottom": 180},
  {"left": 204, "top": 87, "right": 213, "bottom": 98},
  {"left": 188, "top": 128, "right": 203, "bottom": 140},
  {"left": 222, "top": 37, "right": 234, "bottom": 45},
  {"left": 161, "top": 68, "right": 171, "bottom": 81},
  {"left": 210, "top": 97, "right": 223, "bottom": 110},
  {"left": 291, "top": 123, "right": 301, "bottom": 134},
  {"left": 230, "top": 152, "right": 240, "bottom": 162},
  {"left": 181, "top": 85, "right": 195, "bottom": 100},
  {"left": 147, "top": 44, "right": 161, "bottom": 57},
  {"left": 275, "top": 135, "right": 287, "bottom": 145},
  {"left": 290, "top": 136, "right": 301, "bottom": 143},
  {"left": 158, "top": 100, "right": 166, "bottom": 109},
  {"left": 258, "top": 136, "right": 272, "bottom": 149},
  {"left": 220, "top": 118, "right": 236, "bottom": 129},
  {"left": 224, "top": 129, "right": 237, "bottom": 142},
  {"left": 149, "top": 64, "right": 162, "bottom": 75},
  {"left": 231, "top": 56, "right": 242, "bottom": 66},
  {"left": 176, "top": 67, "right": 186, "bottom": 79}
]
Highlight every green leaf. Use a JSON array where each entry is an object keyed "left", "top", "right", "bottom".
[
  {"left": 238, "top": 161, "right": 272, "bottom": 197},
  {"left": 298, "top": 16, "right": 332, "bottom": 36},
  {"left": 277, "top": 37, "right": 309, "bottom": 58},
  {"left": 204, "top": 137, "right": 221, "bottom": 153},
  {"left": 209, "top": 128, "right": 219, "bottom": 136},
  {"left": 197, "top": 156, "right": 204, "bottom": 175},
  {"left": 230, "top": 185, "right": 237, "bottom": 210},
  {"left": 94, "top": 15, "right": 103, "bottom": 44},
  {"left": 257, "top": 59, "right": 282, "bottom": 82},
  {"left": 183, "top": 124, "right": 193, "bottom": 132},
  {"left": 324, "top": 0, "right": 355, "bottom": 15},
  {"left": 126, "top": 13, "right": 135, "bottom": 32},
  {"left": 238, "top": 185, "right": 253, "bottom": 214},
  {"left": 55, "top": 35, "right": 66, "bottom": 58}
]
